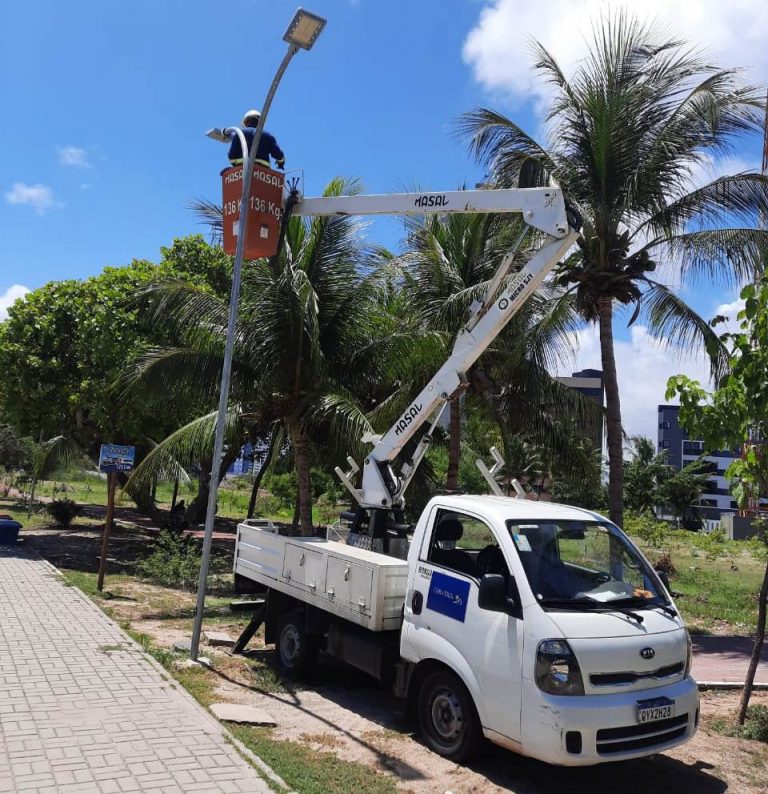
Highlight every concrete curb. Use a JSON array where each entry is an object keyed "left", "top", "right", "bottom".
[
  {"left": 697, "top": 681, "right": 768, "bottom": 691},
  {"left": 33, "top": 547, "right": 295, "bottom": 794}
]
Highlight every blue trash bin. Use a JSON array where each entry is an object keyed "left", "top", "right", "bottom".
[{"left": 0, "top": 518, "right": 22, "bottom": 545}]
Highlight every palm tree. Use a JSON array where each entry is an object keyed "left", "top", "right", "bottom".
[
  {"left": 459, "top": 13, "right": 768, "bottom": 526},
  {"left": 121, "top": 178, "right": 381, "bottom": 536},
  {"left": 624, "top": 435, "right": 671, "bottom": 515},
  {"left": 403, "top": 209, "right": 602, "bottom": 491}
]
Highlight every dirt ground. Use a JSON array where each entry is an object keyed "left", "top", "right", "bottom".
[{"left": 22, "top": 523, "right": 768, "bottom": 793}]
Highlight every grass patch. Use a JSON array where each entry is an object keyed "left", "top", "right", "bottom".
[
  {"left": 173, "top": 664, "right": 218, "bottom": 707},
  {"left": 59, "top": 569, "right": 132, "bottom": 598},
  {"left": 230, "top": 726, "right": 397, "bottom": 794},
  {"left": 710, "top": 705, "right": 768, "bottom": 744},
  {"left": 635, "top": 531, "right": 766, "bottom": 634},
  {"left": 247, "top": 654, "right": 286, "bottom": 693},
  {"left": 97, "top": 643, "right": 125, "bottom": 653},
  {"left": 123, "top": 627, "right": 181, "bottom": 670}
]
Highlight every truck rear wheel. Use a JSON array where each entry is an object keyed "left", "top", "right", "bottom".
[
  {"left": 417, "top": 670, "right": 482, "bottom": 761},
  {"left": 276, "top": 611, "right": 318, "bottom": 676}
]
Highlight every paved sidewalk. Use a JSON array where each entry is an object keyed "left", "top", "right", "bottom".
[
  {"left": 692, "top": 635, "right": 768, "bottom": 685},
  {"left": 0, "top": 547, "right": 271, "bottom": 793}
]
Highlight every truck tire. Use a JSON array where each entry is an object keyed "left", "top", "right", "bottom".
[
  {"left": 417, "top": 670, "right": 482, "bottom": 761},
  {"left": 276, "top": 611, "right": 318, "bottom": 677}
]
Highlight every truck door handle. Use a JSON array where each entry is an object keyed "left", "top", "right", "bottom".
[{"left": 411, "top": 590, "right": 423, "bottom": 615}]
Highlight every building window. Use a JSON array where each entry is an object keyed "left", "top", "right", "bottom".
[{"left": 659, "top": 440, "right": 670, "bottom": 449}]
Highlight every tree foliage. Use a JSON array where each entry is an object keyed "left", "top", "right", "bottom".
[
  {"left": 0, "top": 236, "right": 231, "bottom": 457},
  {"left": 459, "top": 12, "right": 768, "bottom": 527},
  {"left": 668, "top": 275, "right": 768, "bottom": 725}
]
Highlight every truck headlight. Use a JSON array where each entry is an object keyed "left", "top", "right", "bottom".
[
  {"left": 684, "top": 629, "right": 692, "bottom": 677},
  {"left": 535, "top": 639, "right": 584, "bottom": 696}
]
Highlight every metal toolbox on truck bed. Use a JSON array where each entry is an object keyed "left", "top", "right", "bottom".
[{"left": 234, "top": 521, "right": 409, "bottom": 631}]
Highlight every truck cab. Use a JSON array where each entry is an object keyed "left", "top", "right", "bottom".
[{"left": 399, "top": 495, "right": 698, "bottom": 765}]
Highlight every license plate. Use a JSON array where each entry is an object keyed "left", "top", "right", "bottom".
[{"left": 637, "top": 697, "right": 675, "bottom": 724}]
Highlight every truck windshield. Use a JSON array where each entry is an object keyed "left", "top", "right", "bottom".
[{"left": 505, "top": 520, "right": 668, "bottom": 609}]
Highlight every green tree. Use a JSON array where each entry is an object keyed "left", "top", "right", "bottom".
[
  {"left": 668, "top": 275, "right": 768, "bottom": 724},
  {"left": 0, "top": 424, "right": 36, "bottom": 471},
  {"left": 403, "top": 210, "right": 601, "bottom": 492},
  {"left": 0, "top": 236, "right": 231, "bottom": 456},
  {"left": 658, "top": 458, "right": 709, "bottom": 526},
  {"left": 123, "top": 179, "right": 384, "bottom": 536},
  {"left": 459, "top": 13, "right": 768, "bottom": 527},
  {"left": 551, "top": 433, "right": 606, "bottom": 510},
  {"left": 624, "top": 435, "right": 671, "bottom": 515}
]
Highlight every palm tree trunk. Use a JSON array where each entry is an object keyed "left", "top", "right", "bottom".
[
  {"left": 288, "top": 419, "right": 313, "bottom": 536},
  {"left": 597, "top": 296, "right": 624, "bottom": 528},
  {"left": 446, "top": 397, "right": 462, "bottom": 491},
  {"left": 737, "top": 559, "right": 768, "bottom": 724},
  {"left": 247, "top": 432, "right": 278, "bottom": 519}
]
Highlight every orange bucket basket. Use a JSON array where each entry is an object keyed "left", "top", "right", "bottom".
[{"left": 221, "top": 164, "right": 285, "bottom": 259}]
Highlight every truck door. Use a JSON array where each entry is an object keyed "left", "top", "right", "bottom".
[{"left": 403, "top": 506, "right": 523, "bottom": 744}]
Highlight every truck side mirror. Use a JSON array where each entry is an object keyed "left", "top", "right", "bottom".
[
  {"left": 478, "top": 574, "right": 515, "bottom": 614},
  {"left": 656, "top": 570, "right": 671, "bottom": 592}
]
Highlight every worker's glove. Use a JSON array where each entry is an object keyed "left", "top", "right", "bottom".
[{"left": 276, "top": 159, "right": 285, "bottom": 170}]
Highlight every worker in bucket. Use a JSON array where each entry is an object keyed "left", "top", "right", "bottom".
[{"left": 228, "top": 109, "right": 286, "bottom": 170}]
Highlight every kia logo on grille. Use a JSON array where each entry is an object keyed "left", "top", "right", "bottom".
[{"left": 640, "top": 647, "right": 655, "bottom": 660}]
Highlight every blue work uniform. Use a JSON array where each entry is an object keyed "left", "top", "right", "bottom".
[{"left": 228, "top": 128, "right": 285, "bottom": 169}]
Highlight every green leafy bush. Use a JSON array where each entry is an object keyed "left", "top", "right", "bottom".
[
  {"left": 690, "top": 527, "right": 727, "bottom": 560},
  {"left": 45, "top": 498, "right": 81, "bottom": 527},
  {"left": 137, "top": 529, "right": 223, "bottom": 589},
  {"left": 264, "top": 472, "right": 297, "bottom": 507},
  {"left": 624, "top": 511, "right": 669, "bottom": 547},
  {"left": 712, "top": 705, "right": 768, "bottom": 744},
  {"left": 740, "top": 705, "right": 768, "bottom": 743}
]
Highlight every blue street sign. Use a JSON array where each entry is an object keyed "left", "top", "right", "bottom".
[{"left": 98, "top": 444, "right": 136, "bottom": 473}]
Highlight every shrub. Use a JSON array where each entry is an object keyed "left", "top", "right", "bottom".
[
  {"left": 315, "top": 492, "right": 339, "bottom": 525},
  {"left": 264, "top": 472, "right": 296, "bottom": 507},
  {"left": 624, "top": 511, "right": 669, "bottom": 547},
  {"left": 255, "top": 493, "right": 282, "bottom": 517},
  {"left": 691, "top": 527, "right": 727, "bottom": 560},
  {"left": 137, "top": 530, "right": 205, "bottom": 589},
  {"left": 740, "top": 705, "right": 768, "bottom": 743},
  {"left": 45, "top": 498, "right": 81, "bottom": 527}
]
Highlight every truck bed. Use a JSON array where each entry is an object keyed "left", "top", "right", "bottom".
[{"left": 234, "top": 521, "right": 409, "bottom": 631}]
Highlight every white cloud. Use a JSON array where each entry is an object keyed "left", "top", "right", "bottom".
[
  {"left": 0, "top": 284, "right": 31, "bottom": 321},
  {"left": 57, "top": 146, "right": 90, "bottom": 168},
  {"left": 4, "top": 182, "right": 55, "bottom": 215},
  {"left": 464, "top": 0, "right": 768, "bottom": 113},
  {"left": 557, "top": 323, "right": 712, "bottom": 442}
]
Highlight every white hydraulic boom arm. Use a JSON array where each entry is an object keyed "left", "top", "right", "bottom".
[{"left": 292, "top": 186, "right": 579, "bottom": 509}]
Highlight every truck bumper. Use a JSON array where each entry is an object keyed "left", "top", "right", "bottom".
[{"left": 516, "top": 676, "right": 699, "bottom": 766}]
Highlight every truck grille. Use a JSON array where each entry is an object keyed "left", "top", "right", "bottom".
[
  {"left": 596, "top": 714, "right": 689, "bottom": 755},
  {"left": 590, "top": 662, "right": 684, "bottom": 687}
]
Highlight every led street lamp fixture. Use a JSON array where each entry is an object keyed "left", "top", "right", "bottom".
[
  {"left": 283, "top": 8, "right": 326, "bottom": 50},
  {"left": 206, "top": 127, "right": 231, "bottom": 143}
]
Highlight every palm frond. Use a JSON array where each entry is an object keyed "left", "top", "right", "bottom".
[
  {"left": 640, "top": 281, "right": 730, "bottom": 380},
  {"left": 123, "top": 409, "right": 244, "bottom": 496}
]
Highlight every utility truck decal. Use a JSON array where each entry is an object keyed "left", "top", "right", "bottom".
[{"left": 426, "top": 571, "right": 470, "bottom": 622}]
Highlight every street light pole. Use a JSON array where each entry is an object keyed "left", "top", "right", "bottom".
[{"left": 190, "top": 9, "right": 326, "bottom": 662}]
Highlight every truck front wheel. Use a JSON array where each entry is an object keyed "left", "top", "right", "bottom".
[
  {"left": 276, "top": 611, "right": 318, "bottom": 676},
  {"left": 417, "top": 670, "right": 482, "bottom": 761}
]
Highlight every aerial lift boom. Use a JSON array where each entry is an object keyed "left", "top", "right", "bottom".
[{"left": 292, "top": 186, "right": 579, "bottom": 513}]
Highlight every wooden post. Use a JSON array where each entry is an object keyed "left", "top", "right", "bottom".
[{"left": 97, "top": 472, "right": 117, "bottom": 592}]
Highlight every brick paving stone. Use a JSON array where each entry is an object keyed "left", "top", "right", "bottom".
[{"left": 0, "top": 547, "right": 271, "bottom": 793}]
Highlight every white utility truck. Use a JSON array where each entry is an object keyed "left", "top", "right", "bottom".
[{"left": 233, "top": 185, "right": 698, "bottom": 765}]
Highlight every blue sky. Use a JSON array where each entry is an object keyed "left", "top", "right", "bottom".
[{"left": 2, "top": 0, "right": 766, "bottom": 438}]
